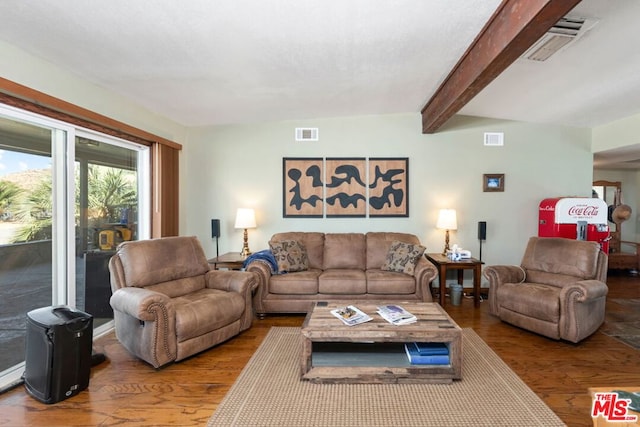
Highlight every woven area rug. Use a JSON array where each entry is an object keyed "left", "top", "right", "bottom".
[
  {"left": 208, "top": 327, "right": 564, "bottom": 426},
  {"left": 601, "top": 298, "right": 640, "bottom": 350}
]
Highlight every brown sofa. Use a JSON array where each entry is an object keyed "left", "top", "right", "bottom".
[
  {"left": 483, "top": 236, "right": 608, "bottom": 343},
  {"left": 246, "top": 232, "right": 438, "bottom": 317},
  {"left": 108, "top": 236, "right": 255, "bottom": 368}
]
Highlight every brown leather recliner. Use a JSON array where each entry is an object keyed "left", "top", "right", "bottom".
[
  {"left": 483, "top": 237, "right": 608, "bottom": 343},
  {"left": 108, "top": 236, "right": 255, "bottom": 368}
]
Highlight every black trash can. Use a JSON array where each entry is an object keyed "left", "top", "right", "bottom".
[{"left": 24, "top": 306, "right": 93, "bottom": 404}]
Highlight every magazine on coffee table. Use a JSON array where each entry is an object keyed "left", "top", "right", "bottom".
[
  {"left": 376, "top": 304, "right": 417, "bottom": 325},
  {"left": 330, "top": 305, "right": 373, "bottom": 326}
]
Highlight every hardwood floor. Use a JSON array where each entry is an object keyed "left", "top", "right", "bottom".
[{"left": 0, "top": 273, "right": 638, "bottom": 426}]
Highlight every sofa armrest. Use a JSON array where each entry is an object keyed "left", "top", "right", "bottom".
[
  {"left": 110, "top": 287, "right": 173, "bottom": 321},
  {"left": 414, "top": 257, "right": 438, "bottom": 302},
  {"left": 482, "top": 265, "right": 526, "bottom": 315},
  {"left": 245, "top": 261, "right": 273, "bottom": 315}
]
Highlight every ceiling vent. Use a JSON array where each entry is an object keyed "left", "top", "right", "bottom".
[
  {"left": 522, "top": 17, "right": 597, "bottom": 62},
  {"left": 295, "top": 127, "right": 318, "bottom": 142}
]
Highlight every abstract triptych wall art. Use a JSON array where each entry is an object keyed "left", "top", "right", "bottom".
[{"left": 283, "top": 157, "right": 408, "bottom": 218}]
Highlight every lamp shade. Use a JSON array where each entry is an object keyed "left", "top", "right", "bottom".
[
  {"left": 436, "top": 209, "right": 457, "bottom": 230},
  {"left": 234, "top": 208, "right": 256, "bottom": 229}
]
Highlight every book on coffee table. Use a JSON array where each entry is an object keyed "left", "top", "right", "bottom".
[
  {"left": 376, "top": 304, "right": 417, "bottom": 325},
  {"left": 410, "top": 342, "right": 449, "bottom": 355},
  {"left": 330, "top": 305, "right": 373, "bottom": 326},
  {"left": 404, "top": 343, "right": 450, "bottom": 365}
]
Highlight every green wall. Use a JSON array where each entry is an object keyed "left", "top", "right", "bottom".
[
  {"left": 593, "top": 112, "right": 640, "bottom": 152},
  {"left": 183, "top": 114, "right": 593, "bottom": 268}
]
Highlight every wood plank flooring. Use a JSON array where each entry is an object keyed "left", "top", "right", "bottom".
[{"left": 0, "top": 272, "right": 638, "bottom": 426}]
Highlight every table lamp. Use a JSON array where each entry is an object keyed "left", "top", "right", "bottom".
[
  {"left": 235, "top": 208, "right": 256, "bottom": 257},
  {"left": 436, "top": 209, "right": 457, "bottom": 255}
]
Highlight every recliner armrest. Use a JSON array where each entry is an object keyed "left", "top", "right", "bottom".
[
  {"left": 206, "top": 270, "right": 256, "bottom": 328},
  {"left": 483, "top": 265, "right": 526, "bottom": 316},
  {"left": 560, "top": 279, "right": 608, "bottom": 302},
  {"left": 483, "top": 265, "right": 525, "bottom": 285},
  {"left": 205, "top": 270, "right": 256, "bottom": 294},
  {"left": 559, "top": 279, "right": 608, "bottom": 343},
  {"left": 110, "top": 287, "right": 172, "bottom": 321}
]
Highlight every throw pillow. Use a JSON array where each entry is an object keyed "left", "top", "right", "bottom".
[
  {"left": 381, "top": 240, "right": 426, "bottom": 275},
  {"left": 269, "top": 240, "right": 309, "bottom": 273}
]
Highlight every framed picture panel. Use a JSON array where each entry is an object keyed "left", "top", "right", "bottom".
[
  {"left": 368, "top": 157, "right": 409, "bottom": 217},
  {"left": 325, "top": 158, "right": 366, "bottom": 217},
  {"left": 283, "top": 158, "right": 323, "bottom": 217},
  {"left": 483, "top": 173, "right": 505, "bottom": 192}
]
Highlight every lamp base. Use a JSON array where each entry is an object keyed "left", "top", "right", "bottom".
[
  {"left": 441, "top": 229, "right": 451, "bottom": 256},
  {"left": 240, "top": 228, "right": 251, "bottom": 258}
]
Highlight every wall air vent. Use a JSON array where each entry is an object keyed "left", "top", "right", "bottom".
[
  {"left": 484, "top": 132, "right": 504, "bottom": 146},
  {"left": 295, "top": 128, "right": 319, "bottom": 141},
  {"left": 522, "top": 17, "right": 597, "bottom": 62}
]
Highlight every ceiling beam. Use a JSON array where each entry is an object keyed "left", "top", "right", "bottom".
[{"left": 420, "top": 0, "right": 582, "bottom": 134}]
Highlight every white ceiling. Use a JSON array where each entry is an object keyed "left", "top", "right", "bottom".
[{"left": 1, "top": 1, "right": 640, "bottom": 163}]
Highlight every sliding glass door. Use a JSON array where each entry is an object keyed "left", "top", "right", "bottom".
[
  {"left": 74, "top": 132, "right": 149, "bottom": 331},
  {"left": 0, "top": 115, "right": 57, "bottom": 383},
  {"left": 0, "top": 104, "right": 149, "bottom": 388}
]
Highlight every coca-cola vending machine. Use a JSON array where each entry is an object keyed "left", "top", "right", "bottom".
[{"left": 538, "top": 197, "right": 610, "bottom": 253}]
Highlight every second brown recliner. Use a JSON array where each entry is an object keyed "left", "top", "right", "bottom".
[{"left": 483, "top": 236, "right": 608, "bottom": 343}]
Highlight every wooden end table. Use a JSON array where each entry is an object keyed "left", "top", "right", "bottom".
[
  {"left": 207, "top": 252, "right": 246, "bottom": 270},
  {"left": 425, "top": 253, "right": 484, "bottom": 307}
]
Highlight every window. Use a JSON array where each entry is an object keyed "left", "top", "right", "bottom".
[{"left": 0, "top": 104, "right": 150, "bottom": 388}]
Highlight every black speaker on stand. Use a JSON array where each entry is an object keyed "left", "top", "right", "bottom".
[
  {"left": 211, "top": 219, "right": 221, "bottom": 257},
  {"left": 478, "top": 221, "right": 487, "bottom": 261}
]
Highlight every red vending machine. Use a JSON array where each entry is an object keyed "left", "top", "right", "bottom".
[{"left": 539, "top": 197, "right": 610, "bottom": 253}]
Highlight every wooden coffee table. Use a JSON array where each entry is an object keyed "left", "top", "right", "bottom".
[{"left": 300, "top": 301, "right": 462, "bottom": 384}]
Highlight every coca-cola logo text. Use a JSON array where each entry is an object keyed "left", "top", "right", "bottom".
[{"left": 567, "top": 205, "right": 599, "bottom": 216}]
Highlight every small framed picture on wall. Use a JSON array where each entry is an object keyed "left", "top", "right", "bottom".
[{"left": 483, "top": 174, "right": 504, "bottom": 192}]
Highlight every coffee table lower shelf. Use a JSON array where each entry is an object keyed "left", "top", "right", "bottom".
[{"left": 303, "top": 341, "right": 457, "bottom": 384}]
